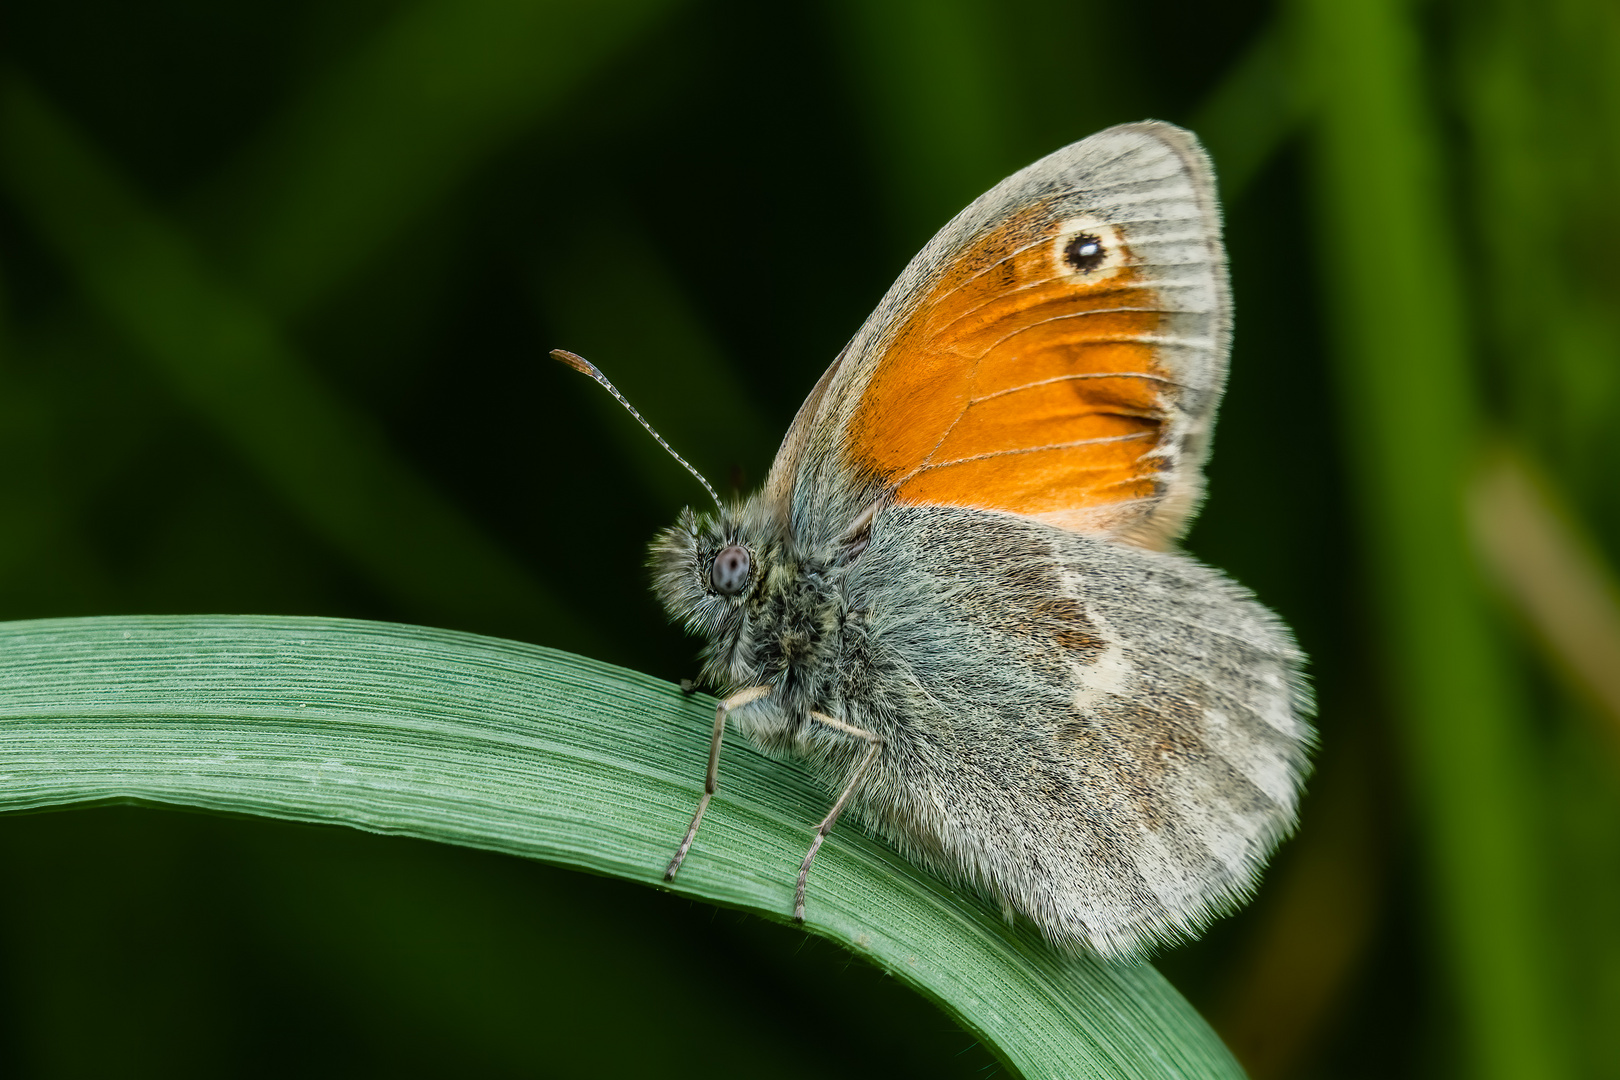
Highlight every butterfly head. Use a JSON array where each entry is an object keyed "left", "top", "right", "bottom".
[
  {"left": 649, "top": 499, "right": 783, "bottom": 675},
  {"left": 651, "top": 504, "right": 746, "bottom": 614}
]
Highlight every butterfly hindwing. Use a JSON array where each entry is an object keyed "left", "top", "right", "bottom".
[{"left": 840, "top": 504, "right": 1310, "bottom": 957}]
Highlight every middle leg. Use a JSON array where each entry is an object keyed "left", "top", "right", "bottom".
[{"left": 794, "top": 710, "right": 883, "bottom": 922}]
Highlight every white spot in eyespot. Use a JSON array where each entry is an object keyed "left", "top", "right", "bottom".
[{"left": 1051, "top": 216, "right": 1126, "bottom": 282}]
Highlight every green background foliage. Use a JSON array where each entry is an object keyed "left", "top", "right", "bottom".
[{"left": 1, "top": 0, "right": 1617, "bottom": 1077}]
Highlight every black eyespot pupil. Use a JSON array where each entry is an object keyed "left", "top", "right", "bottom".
[
  {"left": 710, "top": 545, "right": 750, "bottom": 595},
  {"left": 1064, "top": 233, "right": 1106, "bottom": 272}
]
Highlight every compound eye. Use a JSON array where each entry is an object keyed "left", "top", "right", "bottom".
[{"left": 709, "top": 544, "right": 751, "bottom": 595}]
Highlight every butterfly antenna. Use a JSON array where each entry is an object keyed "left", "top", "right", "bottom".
[{"left": 551, "top": 349, "right": 724, "bottom": 510}]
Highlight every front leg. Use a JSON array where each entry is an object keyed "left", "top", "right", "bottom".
[
  {"left": 664, "top": 684, "right": 771, "bottom": 881},
  {"left": 794, "top": 710, "right": 884, "bottom": 922}
]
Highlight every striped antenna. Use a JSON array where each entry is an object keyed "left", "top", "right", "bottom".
[{"left": 551, "top": 349, "right": 723, "bottom": 511}]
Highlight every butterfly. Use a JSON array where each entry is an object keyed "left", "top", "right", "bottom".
[{"left": 556, "top": 120, "right": 1313, "bottom": 959}]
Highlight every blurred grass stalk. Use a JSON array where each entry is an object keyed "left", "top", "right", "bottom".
[
  {"left": 1469, "top": 450, "right": 1620, "bottom": 747},
  {"left": 1456, "top": 0, "right": 1620, "bottom": 516},
  {"left": 1296, "top": 0, "right": 1571, "bottom": 1077},
  {"left": 1458, "top": 0, "right": 1620, "bottom": 744},
  {"left": 1457, "top": 23, "right": 1620, "bottom": 1067}
]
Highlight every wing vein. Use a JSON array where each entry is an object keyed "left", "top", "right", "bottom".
[
  {"left": 972, "top": 372, "right": 1182, "bottom": 403},
  {"left": 903, "top": 432, "right": 1154, "bottom": 481}
]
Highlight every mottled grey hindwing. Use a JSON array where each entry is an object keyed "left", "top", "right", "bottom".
[{"left": 834, "top": 504, "right": 1313, "bottom": 958}]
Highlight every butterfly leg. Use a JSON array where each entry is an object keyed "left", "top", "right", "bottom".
[
  {"left": 794, "top": 711, "right": 883, "bottom": 922},
  {"left": 664, "top": 684, "right": 772, "bottom": 882}
]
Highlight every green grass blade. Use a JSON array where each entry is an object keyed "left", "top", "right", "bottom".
[
  {"left": 1295, "top": 0, "right": 1572, "bottom": 1075},
  {"left": 0, "top": 614, "right": 1244, "bottom": 1080}
]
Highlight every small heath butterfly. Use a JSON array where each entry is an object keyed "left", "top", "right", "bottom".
[{"left": 556, "top": 121, "right": 1312, "bottom": 958}]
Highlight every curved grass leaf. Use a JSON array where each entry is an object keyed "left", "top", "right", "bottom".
[{"left": 0, "top": 614, "right": 1244, "bottom": 1080}]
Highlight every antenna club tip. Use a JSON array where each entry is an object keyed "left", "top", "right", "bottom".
[
  {"left": 548, "top": 346, "right": 724, "bottom": 509},
  {"left": 550, "top": 348, "right": 596, "bottom": 376}
]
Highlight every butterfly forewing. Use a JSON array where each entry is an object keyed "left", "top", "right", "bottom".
[{"left": 782, "top": 122, "right": 1228, "bottom": 549}]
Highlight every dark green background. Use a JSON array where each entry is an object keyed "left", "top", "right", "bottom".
[{"left": 1, "top": 0, "right": 1616, "bottom": 1077}]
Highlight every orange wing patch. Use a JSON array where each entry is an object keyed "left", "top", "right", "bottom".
[{"left": 848, "top": 208, "right": 1171, "bottom": 534}]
